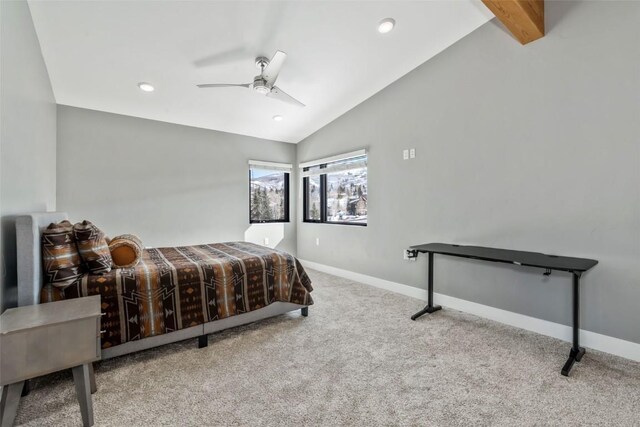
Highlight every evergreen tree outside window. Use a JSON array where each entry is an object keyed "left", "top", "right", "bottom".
[{"left": 249, "top": 162, "right": 290, "bottom": 223}]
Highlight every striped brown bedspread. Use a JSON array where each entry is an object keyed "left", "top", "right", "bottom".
[{"left": 42, "top": 242, "right": 313, "bottom": 349}]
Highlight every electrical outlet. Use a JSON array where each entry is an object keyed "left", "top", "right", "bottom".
[
  {"left": 403, "top": 149, "right": 409, "bottom": 160},
  {"left": 316, "top": 237, "right": 320, "bottom": 246},
  {"left": 409, "top": 148, "right": 416, "bottom": 159},
  {"left": 264, "top": 237, "right": 269, "bottom": 245},
  {"left": 404, "top": 249, "right": 417, "bottom": 261}
]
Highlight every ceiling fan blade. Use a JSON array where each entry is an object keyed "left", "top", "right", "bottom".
[
  {"left": 193, "top": 47, "right": 248, "bottom": 68},
  {"left": 263, "top": 51, "right": 287, "bottom": 86},
  {"left": 267, "top": 86, "right": 305, "bottom": 107},
  {"left": 197, "top": 83, "right": 251, "bottom": 89}
]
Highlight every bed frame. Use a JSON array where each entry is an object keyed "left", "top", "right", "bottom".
[{"left": 16, "top": 212, "right": 309, "bottom": 360}]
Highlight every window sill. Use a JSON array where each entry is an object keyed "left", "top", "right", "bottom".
[{"left": 302, "top": 220, "right": 367, "bottom": 227}]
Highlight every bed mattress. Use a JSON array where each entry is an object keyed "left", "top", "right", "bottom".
[{"left": 42, "top": 242, "right": 313, "bottom": 349}]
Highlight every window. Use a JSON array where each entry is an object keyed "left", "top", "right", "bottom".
[
  {"left": 302, "top": 151, "right": 367, "bottom": 226},
  {"left": 249, "top": 161, "right": 290, "bottom": 223}
]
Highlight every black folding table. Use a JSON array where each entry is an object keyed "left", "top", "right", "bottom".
[{"left": 407, "top": 243, "right": 598, "bottom": 376}]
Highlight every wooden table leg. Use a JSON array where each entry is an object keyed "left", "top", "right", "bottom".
[
  {"left": 1, "top": 381, "right": 24, "bottom": 427},
  {"left": 72, "top": 364, "right": 94, "bottom": 427}
]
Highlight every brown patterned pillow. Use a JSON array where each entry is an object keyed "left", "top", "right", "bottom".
[
  {"left": 73, "top": 220, "right": 112, "bottom": 274},
  {"left": 40, "top": 284, "right": 66, "bottom": 302},
  {"left": 41, "top": 220, "right": 84, "bottom": 289},
  {"left": 108, "top": 234, "right": 143, "bottom": 268}
]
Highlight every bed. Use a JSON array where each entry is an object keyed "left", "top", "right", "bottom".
[{"left": 16, "top": 212, "right": 313, "bottom": 360}]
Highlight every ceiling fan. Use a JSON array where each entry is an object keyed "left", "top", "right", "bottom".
[{"left": 197, "top": 50, "right": 305, "bottom": 107}]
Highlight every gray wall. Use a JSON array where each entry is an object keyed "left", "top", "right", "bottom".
[
  {"left": 0, "top": 0, "right": 57, "bottom": 312},
  {"left": 57, "top": 106, "right": 297, "bottom": 254},
  {"left": 297, "top": 1, "right": 640, "bottom": 344}
]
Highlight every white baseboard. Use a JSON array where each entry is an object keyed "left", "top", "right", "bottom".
[{"left": 300, "top": 259, "right": 640, "bottom": 363}]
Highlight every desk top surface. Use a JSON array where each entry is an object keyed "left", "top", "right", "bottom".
[{"left": 409, "top": 243, "right": 598, "bottom": 272}]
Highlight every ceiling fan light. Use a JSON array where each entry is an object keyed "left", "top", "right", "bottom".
[
  {"left": 137, "top": 82, "right": 155, "bottom": 92},
  {"left": 378, "top": 18, "right": 396, "bottom": 34},
  {"left": 255, "top": 86, "right": 270, "bottom": 95}
]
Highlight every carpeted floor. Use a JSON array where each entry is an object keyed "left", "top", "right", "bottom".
[{"left": 14, "top": 269, "right": 640, "bottom": 426}]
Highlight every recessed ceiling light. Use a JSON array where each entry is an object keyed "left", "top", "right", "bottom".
[
  {"left": 137, "top": 82, "right": 155, "bottom": 92},
  {"left": 378, "top": 18, "right": 396, "bottom": 34},
  {"left": 272, "top": 115, "right": 283, "bottom": 122}
]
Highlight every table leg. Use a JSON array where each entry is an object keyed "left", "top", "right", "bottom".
[
  {"left": 72, "top": 364, "right": 94, "bottom": 427},
  {"left": 88, "top": 363, "right": 97, "bottom": 394},
  {"left": 411, "top": 252, "right": 442, "bottom": 320},
  {"left": 20, "top": 381, "right": 30, "bottom": 397},
  {"left": 198, "top": 335, "right": 208, "bottom": 348},
  {"left": 1, "top": 381, "right": 24, "bottom": 427},
  {"left": 561, "top": 272, "right": 586, "bottom": 376}
]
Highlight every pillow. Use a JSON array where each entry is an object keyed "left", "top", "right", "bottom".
[
  {"left": 40, "top": 284, "right": 66, "bottom": 303},
  {"left": 41, "top": 220, "right": 84, "bottom": 289},
  {"left": 73, "top": 220, "right": 112, "bottom": 274},
  {"left": 108, "top": 234, "right": 143, "bottom": 268}
]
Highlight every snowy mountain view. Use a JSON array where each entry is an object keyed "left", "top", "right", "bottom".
[
  {"left": 250, "top": 164, "right": 368, "bottom": 225},
  {"left": 250, "top": 169, "right": 287, "bottom": 222},
  {"left": 306, "top": 167, "right": 367, "bottom": 224},
  {"left": 326, "top": 167, "right": 367, "bottom": 224}
]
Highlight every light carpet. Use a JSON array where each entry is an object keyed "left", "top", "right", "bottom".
[{"left": 14, "top": 269, "right": 640, "bottom": 426}]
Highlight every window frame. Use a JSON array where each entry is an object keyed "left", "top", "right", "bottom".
[
  {"left": 302, "top": 170, "right": 325, "bottom": 224},
  {"left": 302, "top": 161, "right": 367, "bottom": 227},
  {"left": 249, "top": 168, "right": 290, "bottom": 224}
]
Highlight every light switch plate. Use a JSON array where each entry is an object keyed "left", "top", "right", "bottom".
[
  {"left": 409, "top": 148, "right": 416, "bottom": 159},
  {"left": 403, "top": 149, "right": 409, "bottom": 160}
]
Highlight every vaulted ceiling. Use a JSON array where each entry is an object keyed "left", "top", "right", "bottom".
[{"left": 29, "top": 1, "right": 493, "bottom": 143}]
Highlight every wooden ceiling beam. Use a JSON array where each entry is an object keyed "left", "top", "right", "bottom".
[{"left": 481, "top": 0, "right": 544, "bottom": 45}]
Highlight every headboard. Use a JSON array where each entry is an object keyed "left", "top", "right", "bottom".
[{"left": 16, "top": 212, "right": 69, "bottom": 306}]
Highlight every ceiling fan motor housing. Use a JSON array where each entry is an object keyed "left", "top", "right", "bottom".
[{"left": 253, "top": 75, "right": 271, "bottom": 94}]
